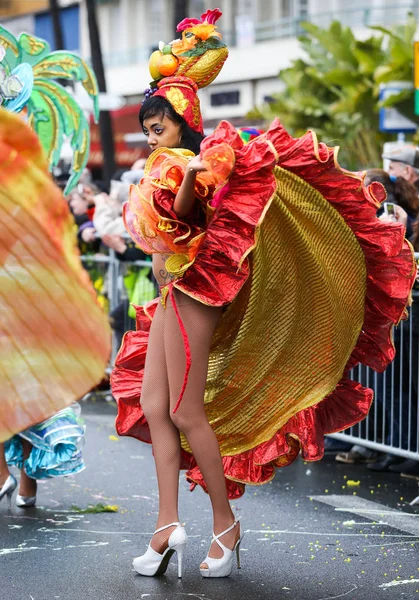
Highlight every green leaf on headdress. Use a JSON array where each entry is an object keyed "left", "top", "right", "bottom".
[
  {"left": 178, "top": 36, "right": 226, "bottom": 58},
  {"left": 19, "top": 33, "right": 50, "bottom": 64},
  {"left": 0, "top": 26, "right": 20, "bottom": 71},
  {"left": 202, "top": 36, "right": 226, "bottom": 49},
  {"left": 27, "top": 90, "right": 62, "bottom": 166},
  {"left": 33, "top": 52, "right": 99, "bottom": 121},
  {"left": 28, "top": 78, "right": 92, "bottom": 194}
]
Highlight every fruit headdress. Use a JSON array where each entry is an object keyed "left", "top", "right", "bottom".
[{"left": 145, "top": 8, "right": 228, "bottom": 134}]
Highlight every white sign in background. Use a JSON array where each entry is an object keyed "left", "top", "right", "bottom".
[{"left": 379, "top": 82, "right": 417, "bottom": 133}]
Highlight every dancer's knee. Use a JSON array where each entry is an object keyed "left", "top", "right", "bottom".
[
  {"left": 141, "top": 394, "right": 169, "bottom": 423},
  {"left": 169, "top": 405, "right": 207, "bottom": 434}
]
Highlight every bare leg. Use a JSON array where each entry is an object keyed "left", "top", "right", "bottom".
[
  {"left": 165, "top": 291, "right": 240, "bottom": 566},
  {"left": 0, "top": 443, "right": 11, "bottom": 486},
  {"left": 140, "top": 301, "right": 182, "bottom": 553},
  {"left": 19, "top": 439, "right": 37, "bottom": 497}
]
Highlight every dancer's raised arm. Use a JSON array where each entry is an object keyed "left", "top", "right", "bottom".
[{"left": 173, "top": 156, "right": 207, "bottom": 217}]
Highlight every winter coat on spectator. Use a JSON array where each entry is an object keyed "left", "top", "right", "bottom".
[{"left": 93, "top": 180, "right": 130, "bottom": 237}]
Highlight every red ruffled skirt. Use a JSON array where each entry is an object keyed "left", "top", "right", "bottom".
[{"left": 111, "top": 119, "right": 415, "bottom": 498}]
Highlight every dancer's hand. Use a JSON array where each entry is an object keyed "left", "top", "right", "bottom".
[{"left": 188, "top": 156, "right": 208, "bottom": 173}]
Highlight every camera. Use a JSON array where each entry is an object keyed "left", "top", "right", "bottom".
[{"left": 383, "top": 202, "right": 396, "bottom": 216}]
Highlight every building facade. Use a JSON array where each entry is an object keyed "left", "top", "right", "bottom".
[
  {"left": 1, "top": 0, "right": 415, "bottom": 163},
  {"left": 78, "top": 0, "right": 415, "bottom": 129},
  {"left": 0, "top": 0, "right": 80, "bottom": 50}
]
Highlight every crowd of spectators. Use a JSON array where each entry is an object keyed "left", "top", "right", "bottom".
[
  {"left": 327, "top": 145, "right": 419, "bottom": 479},
  {"left": 62, "top": 158, "right": 157, "bottom": 351}
]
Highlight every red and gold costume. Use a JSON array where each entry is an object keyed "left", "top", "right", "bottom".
[{"left": 111, "top": 9, "right": 415, "bottom": 498}]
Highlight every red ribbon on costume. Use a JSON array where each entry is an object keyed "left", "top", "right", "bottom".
[{"left": 168, "top": 284, "right": 192, "bottom": 413}]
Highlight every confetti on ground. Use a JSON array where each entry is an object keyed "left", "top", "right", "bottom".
[
  {"left": 347, "top": 480, "right": 361, "bottom": 487},
  {"left": 108, "top": 435, "right": 119, "bottom": 441},
  {"left": 70, "top": 503, "right": 119, "bottom": 514},
  {"left": 379, "top": 579, "right": 419, "bottom": 588}
]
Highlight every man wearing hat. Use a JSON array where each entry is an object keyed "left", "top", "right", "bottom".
[{"left": 383, "top": 145, "right": 419, "bottom": 191}]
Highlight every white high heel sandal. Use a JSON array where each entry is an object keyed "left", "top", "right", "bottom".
[
  {"left": 132, "top": 522, "right": 187, "bottom": 578},
  {"left": 200, "top": 518, "right": 242, "bottom": 578},
  {"left": 0, "top": 475, "right": 17, "bottom": 509}
]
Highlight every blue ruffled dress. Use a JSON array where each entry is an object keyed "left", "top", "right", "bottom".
[{"left": 5, "top": 404, "right": 85, "bottom": 479}]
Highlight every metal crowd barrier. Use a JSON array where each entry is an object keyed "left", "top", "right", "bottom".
[
  {"left": 329, "top": 253, "right": 419, "bottom": 465},
  {"left": 80, "top": 250, "right": 157, "bottom": 365},
  {"left": 81, "top": 249, "right": 419, "bottom": 467},
  {"left": 329, "top": 289, "right": 419, "bottom": 463}
]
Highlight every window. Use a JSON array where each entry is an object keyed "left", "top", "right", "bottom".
[
  {"left": 189, "top": 0, "right": 206, "bottom": 18},
  {"left": 210, "top": 90, "right": 240, "bottom": 107},
  {"left": 233, "top": 0, "right": 255, "bottom": 18},
  {"left": 298, "top": 0, "right": 309, "bottom": 19},
  {"left": 258, "top": 0, "right": 273, "bottom": 22},
  {"left": 147, "top": 0, "right": 164, "bottom": 47},
  {"left": 281, "top": 0, "right": 292, "bottom": 18},
  {"left": 35, "top": 5, "right": 80, "bottom": 52}
]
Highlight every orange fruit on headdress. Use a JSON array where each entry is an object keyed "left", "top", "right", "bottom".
[{"left": 158, "top": 54, "right": 179, "bottom": 77}]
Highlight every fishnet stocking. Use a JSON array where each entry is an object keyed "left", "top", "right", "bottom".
[
  {"left": 140, "top": 302, "right": 181, "bottom": 553},
  {"left": 165, "top": 291, "right": 238, "bottom": 562},
  {"left": 140, "top": 290, "right": 239, "bottom": 560}
]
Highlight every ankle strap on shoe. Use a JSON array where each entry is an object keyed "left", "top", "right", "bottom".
[
  {"left": 154, "top": 522, "right": 181, "bottom": 534},
  {"left": 212, "top": 518, "right": 240, "bottom": 542}
]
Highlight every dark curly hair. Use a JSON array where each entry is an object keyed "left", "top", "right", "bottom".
[{"left": 139, "top": 96, "right": 204, "bottom": 155}]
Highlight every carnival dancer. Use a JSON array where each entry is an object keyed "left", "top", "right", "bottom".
[
  {"left": 0, "top": 28, "right": 111, "bottom": 508},
  {"left": 111, "top": 8, "right": 416, "bottom": 578}
]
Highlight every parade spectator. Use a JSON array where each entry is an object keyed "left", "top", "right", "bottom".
[
  {"left": 93, "top": 168, "right": 144, "bottom": 238},
  {"left": 364, "top": 168, "right": 419, "bottom": 239},
  {"left": 131, "top": 158, "right": 146, "bottom": 171},
  {"left": 93, "top": 180, "right": 130, "bottom": 237},
  {"left": 102, "top": 233, "right": 155, "bottom": 349},
  {"left": 335, "top": 169, "right": 419, "bottom": 472},
  {"left": 68, "top": 182, "right": 107, "bottom": 249},
  {"left": 382, "top": 146, "right": 419, "bottom": 191},
  {"left": 371, "top": 168, "right": 419, "bottom": 470},
  {"left": 122, "top": 158, "right": 146, "bottom": 185},
  {"left": 102, "top": 233, "right": 146, "bottom": 261},
  {"left": 67, "top": 189, "right": 97, "bottom": 246}
]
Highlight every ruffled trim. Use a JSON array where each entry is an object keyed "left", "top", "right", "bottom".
[
  {"left": 270, "top": 125, "right": 415, "bottom": 372},
  {"left": 182, "top": 120, "right": 414, "bottom": 497},
  {"left": 175, "top": 121, "right": 279, "bottom": 305},
  {"left": 5, "top": 405, "right": 86, "bottom": 480},
  {"left": 112, "top": 119, "right": 416, "bottom": 499},
  {"left": 123, "top": 143, "right": 235, "bottom": 266},
  {"left": 187, "top": 120, "right": 414, "bottom": 370},
  {"left": 185, "top": 379, "right": 373, "bottom": 498}
]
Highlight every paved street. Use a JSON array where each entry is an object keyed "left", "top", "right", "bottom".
[{"left": 2, "top": 399, "right": 419, "bottom": 600}]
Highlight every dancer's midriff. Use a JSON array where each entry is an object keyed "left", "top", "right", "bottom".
[{"left": 152, "top": 253, "right": 176, "bottom": 287}]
